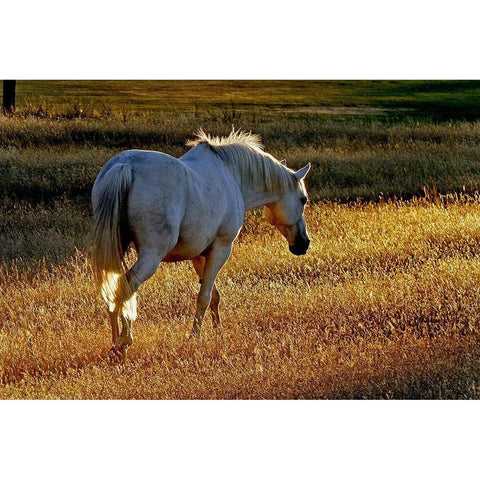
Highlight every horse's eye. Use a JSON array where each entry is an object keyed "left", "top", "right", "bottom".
[{"left": 300, "top": 196, "right": 307, "bottom": 205}]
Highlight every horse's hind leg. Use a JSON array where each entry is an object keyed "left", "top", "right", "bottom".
[
  {"left": 109, "top": 310, "right": 120, "bottom": 344},
  {"left": 107, "top": 292, "right": 135, "bottom": 362},
  {"left": 109, "top": 248, "right": 163, "bottom": 360},
  {"left": 192, "top": 256, "right": 222, "bottom": 329}
]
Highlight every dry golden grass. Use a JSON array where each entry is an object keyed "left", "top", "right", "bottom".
[{"left": 1, "top": 200, "right": 480, "bottom": 399}]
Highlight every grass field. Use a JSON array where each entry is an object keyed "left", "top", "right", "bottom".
[
  {"left": 2, "top": 200, "right": 480, "bottom": 399},
  {"left": 10, "top": 80, "right": 480, "bottom": 121},
  {"left": 1, "top": 80, "right": 480, "bottom": 398}
]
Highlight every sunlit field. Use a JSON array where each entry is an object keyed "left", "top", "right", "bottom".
[
  {"left": 1, "top": 199, "right": 480, "bottom": 399},
  {"left": 1, "top": 80, "right": 480, "bottom": 399}
]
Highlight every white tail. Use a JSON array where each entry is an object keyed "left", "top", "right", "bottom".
[{"left": 92, "top": 163, "right": 136, "bottom": 320}]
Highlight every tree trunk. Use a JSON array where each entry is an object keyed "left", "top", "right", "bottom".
[{"left": 2, "top": 80, "right": 16, "bottom": 114}]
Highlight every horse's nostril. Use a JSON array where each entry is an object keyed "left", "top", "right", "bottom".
[{"left": 289, "top": 242, "right": 309, "bottom": 256}]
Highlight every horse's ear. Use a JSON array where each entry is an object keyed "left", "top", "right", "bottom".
[
  {"left": 280, "top": 159, "right": 287, "bottom": 166},
  {"left": 294, "top": 163, "right": 311, "bottom": 181}
]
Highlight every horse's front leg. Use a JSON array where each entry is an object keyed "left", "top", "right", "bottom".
[
  {"left": 191, "top": 243, "right": 232, "bottom": 338},
  {"left": 192, "top": 256, "right": 222, "bottom": 329}
]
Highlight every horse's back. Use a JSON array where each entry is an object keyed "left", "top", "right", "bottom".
[
  {"left": 97, "top": 149, "right": 181, "bottom": 178},
  {"left": 93, "top": 149, "right": 183, "bottom": 204},
  {"left": 93, "top": 147, "right": 244, "bottom": 262}
]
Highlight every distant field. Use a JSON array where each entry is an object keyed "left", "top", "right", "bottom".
[
  {"left": 6, "top": 80, "right": 480, "bottom": 120},
  {"left": 2, "top": 81, "right": 480, "bottom": 210},
  {"left": 1, "top": 114, "right": 480, "bottom": 207}
]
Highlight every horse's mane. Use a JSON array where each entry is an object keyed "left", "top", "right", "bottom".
[{"left": 187, "top": 129, "right": 296, "bottom": 193}]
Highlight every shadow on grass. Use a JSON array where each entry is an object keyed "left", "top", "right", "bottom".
[{"left": 0, "top": 198, "right": 92, "bottom": 272}]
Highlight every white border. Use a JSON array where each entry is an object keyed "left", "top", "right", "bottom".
[
  {"left": 1, "top": 400, "right": 478, "bottom": 479},
  {"left": 2, "top": 1, "right": 480, "bottom": 78}
]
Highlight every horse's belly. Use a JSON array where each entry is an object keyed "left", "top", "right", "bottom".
[
  {"left": 162, "top": 236, "right": 213, "bottom": 262},
  {"left": 162, "top": 253, "right": 192, "bottom": 262}
]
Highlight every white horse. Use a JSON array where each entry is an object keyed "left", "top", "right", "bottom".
[{"left": 92, "top": 129, "right": 311, "bottom": 360}]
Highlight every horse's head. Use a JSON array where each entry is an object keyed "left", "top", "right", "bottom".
[{"left": 264, "top": 163, "right": 311, "bottom": 256}]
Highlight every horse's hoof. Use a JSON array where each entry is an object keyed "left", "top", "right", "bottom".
[
  {"left": 107, "top": 346, "right": 121, "bottom": 363},
  {"left": 108, "top": 344, "right": 128, "bottom": 363},
  {"left": 188, "top": 330, "right": 201, "bottom": 341}
]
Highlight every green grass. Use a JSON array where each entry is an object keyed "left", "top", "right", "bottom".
[{"left": 5, "top": 80, "right": 480, "bottom": 121}]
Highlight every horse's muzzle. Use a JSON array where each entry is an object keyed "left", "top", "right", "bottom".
[{"left": 289, "top": 238, "right": 310, "bottom": 256}]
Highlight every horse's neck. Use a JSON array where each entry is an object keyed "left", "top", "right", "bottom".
[
  {"left": 241, "top": 186, "right": 280, "bottom": 211},
  {"left": 184, "top": 144, "right": 282, "bottom": 211},
  {"left": 231, "top": 160, "right": 283, "bottom": 211}
]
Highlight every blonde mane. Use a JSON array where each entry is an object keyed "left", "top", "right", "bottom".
[{"left": 187, "top": 129, "right": 296, "bottom": 193}]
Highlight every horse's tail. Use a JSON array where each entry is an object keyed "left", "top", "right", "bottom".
[{"left": 91, "top": 163, "right": 136, "bottom": 318}]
